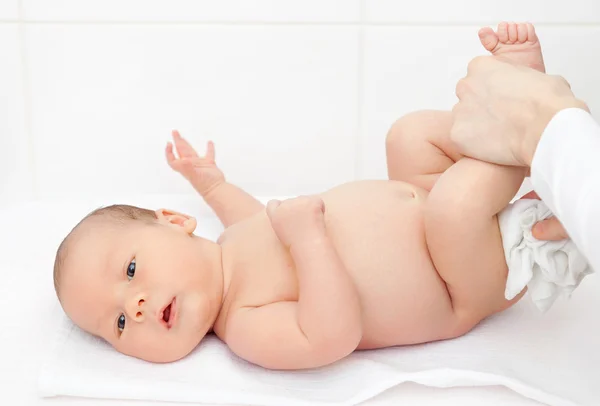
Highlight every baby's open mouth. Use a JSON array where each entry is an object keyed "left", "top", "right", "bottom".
[
  {"left": 163, "top": 304, "right": 172, "bottom": 322},
  {"left": 160, "top": 298, "right": 176, "bottom": 329}
]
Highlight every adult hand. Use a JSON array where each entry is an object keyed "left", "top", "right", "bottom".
[
  {"left": 451, "top": 56, "right": 588, "bottom": 166},
  {"left": 520, "top": 191, "right": 569, "bottom": 241}
]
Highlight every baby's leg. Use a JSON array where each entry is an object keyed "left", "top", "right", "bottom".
[
  {"left": 425, "top": 158, "right": 527, "bottom": 335},
  {"left": 386, "top": 110, "right": 463, "bottom": 191}
]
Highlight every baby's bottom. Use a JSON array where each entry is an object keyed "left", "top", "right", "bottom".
[{"left": 386, "top": 111, "right": 527, "bottom": 333}]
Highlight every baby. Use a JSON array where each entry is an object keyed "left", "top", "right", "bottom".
[{"left": 53, "top": 22, "right": 544, "bottom": 370}]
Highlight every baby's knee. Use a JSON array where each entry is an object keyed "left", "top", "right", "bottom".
[
  {"left": 385, "top": 114, "right": 425, "bottom": 161},
  {"left": 386, "top": 111, "right": 427, "bottom": 146},
  {"left": 446, "top": 292, "right": 523, "bottom": 340},
  {"left": 386, "top": 110, "right": 448, "bottom": 150}
]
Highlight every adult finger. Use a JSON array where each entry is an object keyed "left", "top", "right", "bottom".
[
  {"left": 532, "top": 217, "right": 569, "bottom": 241},
  {"left": 265, "top": 199, "right": 281, "bottom": 221},
  {"left": 520, "top": 191, "right": 540, "bottom": 200},
  {"left": 466, "top": 55, "right": 489, "bottom": 76},
  {"left": 455, "top": 77, "right": 470, "bottom": 100},
  {"left": 552, "top": 74, "right": 572, "bottom": 90}
]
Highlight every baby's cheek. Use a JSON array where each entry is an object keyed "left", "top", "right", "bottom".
[
  {"left": 182, "top": 291, "right": 213, "bottom": 330},
  {"left": 119, "top": 326, "right": 201, "bottom": 363}
]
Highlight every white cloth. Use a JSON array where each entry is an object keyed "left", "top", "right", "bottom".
[
  {"left": 33, "top": 200, "right": 600, "bottom": 406},
  {"left": 38, "top": 273, "right": 600, "bottom": 406},
  {"left": 498, "top": 199, "right": 593, "bottom": 312},
  {"left": 531, "top": 107, "right": 600, "bottom": 273}
]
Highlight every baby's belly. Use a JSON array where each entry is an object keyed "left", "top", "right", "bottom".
[{"left": 321, "top": 180, "right": 456, "bottom": 348}]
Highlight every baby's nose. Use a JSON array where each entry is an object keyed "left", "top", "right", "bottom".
[{"left": 126, "top": 293, "right": 147, "bottom": 323}]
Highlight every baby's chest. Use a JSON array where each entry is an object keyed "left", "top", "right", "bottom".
[
  {"left": 237, "top": 267, "right": 298, "bottom": 312},
  {"left": 231, "top": 221, "right": 299, "bottom": 306}
]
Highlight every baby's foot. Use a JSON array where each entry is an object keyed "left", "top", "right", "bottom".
[{"left": 478, "top": 22, "right": 545, "bottom": 72}]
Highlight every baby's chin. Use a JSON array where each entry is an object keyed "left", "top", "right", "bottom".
[{"left": 116, "top": 331, "right": 208, "bottom": 363}]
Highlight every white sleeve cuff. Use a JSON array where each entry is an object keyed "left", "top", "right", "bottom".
[{"left": 531, "top": 107, "right": 600, "bottom": 269}]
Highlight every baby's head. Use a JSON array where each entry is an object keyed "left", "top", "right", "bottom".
[{"left": 53, "top": 204, "right": 223, "bottom": 363}]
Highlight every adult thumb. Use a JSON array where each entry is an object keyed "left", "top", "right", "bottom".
[
  {"left": 265, "top": 199, "right": 281, "bottom": 221},
  {"left": 532, "top": 217, "right": 569, "bottom": 241}
]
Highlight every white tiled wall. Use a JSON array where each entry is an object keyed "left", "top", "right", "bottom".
[
  {"left": 1, "top": 1, "right": 600, "bottom": 201},
  {"left": 365, "top": 1, "right": 600, "bottom": 24},
  {"left": 0, "top": 24, "right": 31, "bottom": 201},
  {"left": 0, "top": 0, "right": 18, "bottom": 20},
  {"left": 21, "top": 0, "right": 360, "bottom": 22},
  {"left": 27, "top": 24, "right": 358, "bottom": 197}
]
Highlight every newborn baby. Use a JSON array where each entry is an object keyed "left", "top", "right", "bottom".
[{"left": 53, "top": 22, "right": 544, "bottom": 370}]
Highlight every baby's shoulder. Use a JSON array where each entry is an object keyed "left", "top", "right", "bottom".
[{"left": 220, "top": 212, "right": 286, "bottom": 254}]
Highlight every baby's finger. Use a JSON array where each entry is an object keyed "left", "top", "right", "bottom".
[
  {"left": 165, "top": 142, "right": 177, "bottom": 166},
  {"left": 168, "top": 157, "right": 193, "bottom": 175},
  {"left": 206, "top": 141, "right": 216, "bottom": 161},
  {"left": 172, "top": 130, "right": 198, "bottom": 159}
]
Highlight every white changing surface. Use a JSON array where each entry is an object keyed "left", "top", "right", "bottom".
[{"left": 0, "top": 196, "right": 593, "bottom": 406}]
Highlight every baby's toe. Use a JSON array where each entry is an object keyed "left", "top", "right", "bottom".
[
  {"left": 478, "top": 27, "right": 499, "bottom": 52},
  {"left": 497, "top": 22, "right": 509, "bottom": 43},
  {"left": 526, "top": 22, "right": 539, "bottom": 43},
  {"left": 517, "top": 23, "right": 528, "bottom": 43},
  {"left": 507, "top": 22, "right": 518, "bottom": 43}
]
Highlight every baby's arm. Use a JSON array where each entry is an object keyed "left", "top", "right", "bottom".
[
  {"left": 201, "top": 182, "right": 264, "bottom": 227},
  {"left": 166, "top": 131, "right": 264, "bottom": 227},
  {"left": 225, "top": 197, "right": 362, "bottom": 370},
  {"left": 424, "top": 158, "right": 526, "bottom": 331}
]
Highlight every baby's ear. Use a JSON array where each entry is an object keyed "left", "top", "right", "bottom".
[{"left": 155, "top": 208, "right": 197, "bottom": 235}]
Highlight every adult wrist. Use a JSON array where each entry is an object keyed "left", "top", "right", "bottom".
[{"left": 522, "top": 97, "right": 589, "bottom": 166}]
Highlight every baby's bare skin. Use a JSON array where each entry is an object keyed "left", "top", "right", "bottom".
[
  {"left": 57, "top": 22, "right": 545, "bottom": 370},
  {"left": 212, "top": 22, "right": 545, "bottom": 369},
  {"left": 212, "top": 143, "right": 526, "bottom": 369},
  {"left": 214, "top": 181, "right": 454, "bottom": 352}
]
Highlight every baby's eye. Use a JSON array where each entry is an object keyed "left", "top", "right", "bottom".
[
  {"left": 117, "top": 314, "right": 126, "bottom": 333},
  {"left": 127, "top": 259, "right": 136, "bottom": 280}
]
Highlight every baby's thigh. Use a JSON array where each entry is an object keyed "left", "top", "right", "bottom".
[
  {"left": 434, "top": 215, "right": 513, "bottom": 333},
  {"left": 425, "top": 158, "right": 526, "bottom": 332}
]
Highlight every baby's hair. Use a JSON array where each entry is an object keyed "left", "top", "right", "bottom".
[{"left": 53, "top": 204, "right": 156, "bottom": 298}]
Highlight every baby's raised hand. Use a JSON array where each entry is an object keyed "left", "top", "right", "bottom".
[
  {"left": 266, "top": 196, "right": 326, "bottom": 248},
  {"left": 166, "top": 130, "right": 226, "bottom": 196}
]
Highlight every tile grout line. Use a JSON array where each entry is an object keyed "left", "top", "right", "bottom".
[
  {"left": 0, "top": 20, "right": 599, "bottom": 26},
  {"left": 353, "top": 0, "right": 366, "bottom": 181},
  {"left": 6, "top": 9, "right": 598, "bottom": 195},
  {"left": 17, "top": 0, "right": 38, "bottom": 199}
]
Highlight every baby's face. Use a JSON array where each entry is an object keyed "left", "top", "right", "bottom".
[{"left": 59, "top": 214, "right": 223, "bottom": 362}]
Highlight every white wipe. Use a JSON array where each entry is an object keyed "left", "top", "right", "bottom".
[{"left": 499, "top": 199, "right": 593, "bottom": 312}]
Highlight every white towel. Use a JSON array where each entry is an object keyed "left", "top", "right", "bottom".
[
  {"left": 498, "top": 199, "right": 593, "bottom": 312},
  {"left": 35, "top": 200, "right": 600, "bottom": 406},
  {"left": 16, "top": 195, "right": 595, "bottom": 406},
  {"left": 38, "top": 275, "right": 600, "bottom": 406}
]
